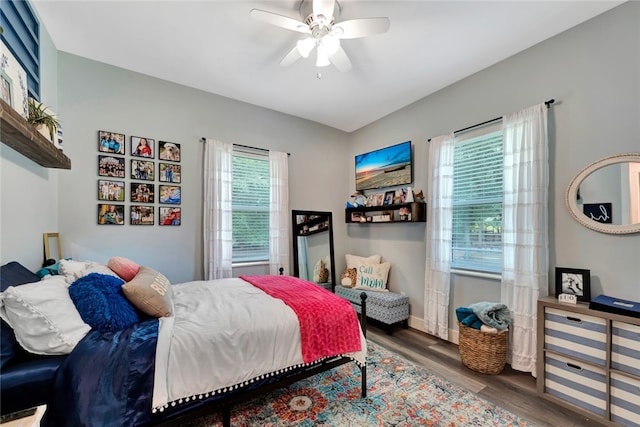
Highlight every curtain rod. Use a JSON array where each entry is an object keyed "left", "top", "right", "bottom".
[
  {"left": 200, "top": 138, "right": 290, "bottom": 156},
  {"left": 427, "top": 99, "right": 555, "bottom": 143}
]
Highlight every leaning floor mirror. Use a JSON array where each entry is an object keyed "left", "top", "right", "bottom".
[{"left": 291, "top": 210, "right": 336, "bottom": 291}]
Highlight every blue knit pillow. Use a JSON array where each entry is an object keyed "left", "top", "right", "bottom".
[{"left": 69, "top": 273, "right": 142, "bottom": 333}]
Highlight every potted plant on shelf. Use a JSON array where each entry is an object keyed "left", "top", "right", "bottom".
[{"left": 27, "top": 97, "right": 60, "bottom": 143}]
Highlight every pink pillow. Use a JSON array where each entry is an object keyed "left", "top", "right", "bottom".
[{"left": 107, "top": 256, "right": 140, "bottom": 282}]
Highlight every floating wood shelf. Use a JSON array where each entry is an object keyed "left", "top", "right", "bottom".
[{"left": 0, "top": 99, "right": 71, "bottom": 169}]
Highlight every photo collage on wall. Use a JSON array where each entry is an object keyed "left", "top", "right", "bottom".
[{"left": 97, "top": 130, "right": 181, "bottom": 226}]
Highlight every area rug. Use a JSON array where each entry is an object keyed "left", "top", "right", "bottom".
[{"left": 182, "top": 340, "right": 534, "bottom": 426}]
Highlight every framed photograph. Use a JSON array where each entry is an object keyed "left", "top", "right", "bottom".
[
  {"left": 0, "top": 40, "right": 28, "bottom": 118},
  {"left": 98, "top": 130, "right": 125, "bottom": 155},
  {"left": 351, "top": 212, "right": 364, "bottom": 223},
  {"left": 130, "top": 205, "right": 154, "bottom": 225},
  {"left": 130, "top": 182, "right": 154, "bottom": 203},
  {"left": 383, "top": 191, "right": 395, "bottom": 206},
  {"left": 1, "top": 70, "right": 13, "bottom": 106},
  {"left": 555, "top": 267, "right": 591, "bottom": 302},
  {"left": 158, "top": 141, "right": 181, "bottom": 162},
  {"left": 98, "top": 155, "right": 126, "bottom": 178},
  {"left": 159, "top": 207, "right": 181, "bottom": 226},
  {"left": 583, "top": 203, "right": 612, "bottom": 224},
  {"left": 131, "top": 136, "right": 155, "bottom": 158},
  {"left": 97, "top": 179, "right": 125, "bottom": 202},
  {"left": 373, "top": 194, "right": 384, "bottom": 207},
  {"left": 97, "top": 204, "right": 124, "bottom": 225},
  {"left": 131, "top": 160, "right": 154, "bottom": 181},
  {"left": 159, "top": 185, "right": 181, "bottom": 204},
  {"left": 159, "top": 162, "right": 181, "bottom": 183}
]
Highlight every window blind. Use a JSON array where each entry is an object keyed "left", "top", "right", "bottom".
[
  {"left": 232, "top": 151, "right": 269, "bottom": 263},
  {"left": 452, "top": 129, "right": 503, "bottom": 273}
]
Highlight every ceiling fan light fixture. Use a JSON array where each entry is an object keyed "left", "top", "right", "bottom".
[
  {"left": 316, "top": 45, "right": 331, "bottom": 67},
  {"left": 320, "top": 34, "right": 340, "bottom": 55},
  {"left": 296, "top": 37, "right": 316, "bottom": 58}
]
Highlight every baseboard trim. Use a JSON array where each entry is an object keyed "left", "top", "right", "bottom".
[{"left": 407, "top": 315, "right": 459, "bottom": 344}]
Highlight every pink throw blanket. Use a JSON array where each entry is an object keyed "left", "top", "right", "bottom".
[{"left": 240, "top": 275, "right": 362, "bottom": 363}]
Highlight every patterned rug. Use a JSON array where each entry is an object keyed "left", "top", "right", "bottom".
[{"left": 182, "top": 340, "right": 534, "bottom": 426}]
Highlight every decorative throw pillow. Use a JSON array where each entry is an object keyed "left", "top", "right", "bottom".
[
  {"left": 107, "top": 256, "right": 140, "bottom": 282},
  {"left": 0, "top": 275, "right": 91, "bottom": 355},
  {"left": 345, "top": 254, "right": 381, "bottom": 269},
  {"left": 340, "top": 268, "right": 357, "bottom": 288},
  {"left": 59, "top": 259, "right": 120, "bottom": 284},
  {"left": 353, "top": 262, "right": 391, "bottom": 292},
  {"left": 69, "top": 273, "right": 143, "bottom": 333},
  {"left": 122, "top": 266, "right": 173, "bottom": 317}
]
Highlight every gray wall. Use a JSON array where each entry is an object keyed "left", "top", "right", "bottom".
[
  {"left": 1, "top": 2, "right": 638, "bottom": 340},
  {"left": 346, "top": 2, "right": 640, "bottom": 334}
]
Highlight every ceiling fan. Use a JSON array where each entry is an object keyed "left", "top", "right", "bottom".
[{"left": 250, "top": 0, "right": 390, "bottom": 72}]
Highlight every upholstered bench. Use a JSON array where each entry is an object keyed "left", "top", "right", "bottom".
[{"left": 335, "top": 285, "right": 409, "bottom": 335}]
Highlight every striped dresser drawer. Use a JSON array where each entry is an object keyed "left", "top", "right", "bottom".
[
  {"left": 610, "top": 372, "right": 640, "bottom": 427},
  {"left": 612, "top": 321, "right": 640, "bottom": 377},
  {"left": 544, "top": 307, "right": 607, "bottom": 365},
  {"left": 544, "top": 352, "right": 607, "bottom": 416}
]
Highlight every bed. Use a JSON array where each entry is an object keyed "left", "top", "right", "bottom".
[{"left": 0, "top": 260, "right": 368, "bottom": 426}]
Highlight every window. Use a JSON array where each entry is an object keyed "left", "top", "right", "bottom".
[
  {"left": 232, "top": 151, "right": 269, "bottom": 263},
  {"left": 0, "top": 0, "right": 40, "bottom": 99},
  {"left": 451, "top": 124, "right": 503, "bottom": 273}
]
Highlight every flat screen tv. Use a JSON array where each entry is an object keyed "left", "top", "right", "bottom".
[{"left": 355, "top": 141, "right": 412, "bottom": 191}]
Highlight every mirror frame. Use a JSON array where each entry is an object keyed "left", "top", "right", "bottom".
[
  {"left": 291, "top": 210, "right": 336, "bottom": 291},
  {"left": 565, "top": 153, "right": 640, "bottom": 234}
]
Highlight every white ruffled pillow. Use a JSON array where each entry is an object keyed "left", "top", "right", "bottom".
[
  {"left": 0, "top": 276, "right": 91, "bottom": 355},
  {"left": 59, "top": 259, "right": 119, "bottom": 284}
]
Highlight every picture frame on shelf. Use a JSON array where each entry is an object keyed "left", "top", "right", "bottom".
[
  {"left": 98, "top": 130, "right": 125, "bottom": 155},
  {"left": 555, "top": 267, "right": 591, "bottom": 302},
  {"left": 383, "top": 191, "right": 394, "bottom": 205},
  {"left": 98, "top": 155, "right": 125, "bottom": 178},
  {"left": 130, "top": 182, "right": 154, "bottom": 203},
  {"left": 97, "top": 179, "right": 125, "bottom": 202},
  {"left": 373, "top": 194, "right": 384, "bottom": 207},
  {"left": 159, "top": 141, "right": 181, "bottom": 162},
  {"left": 159, "top": 162, "right": 181, "bottom": 183},
  {"left": 159, "top": 207, "right": 181, "bottom": 226},
  {"left": 98, "top": 204, "right": 124, "bottom": 225},
  {"left": 159, "top": 185, "right": 181, "bottom": 204},
  {"left": 131, "top": 160, "right": 155, "bottom": 181},
  {"left": 130, "top": 205, "right": 154, "bottom": 225},
  {"left": 131, "top": 136, "right": 155, "bottom": 158},
  {"left": 0, "top": 40, "right": 28, "bottom": 118},
  {"left": 350, "top": 212, "right": 364, "bottom": 223},
  {"left": 1, "top": 70, "right": 13, "bottom": 106}
]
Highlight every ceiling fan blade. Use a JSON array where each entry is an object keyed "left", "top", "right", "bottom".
[
  {"left": 313, "top": 0, "right": 335, "bottom": 22},
  {"left": 333, "top": 17, "right": 390, "bottom": 39},
  {"left": 250, "top": 9, "right": 310, "bottom": 34},
  {"left": 280, "top": 46, "right": 302, "bottom": 67},
  {"left": 329, "top": 46, "right": 352, "bottom": 72}
]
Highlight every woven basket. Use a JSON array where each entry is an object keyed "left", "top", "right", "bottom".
[{"left": 457, "top": 322, "right": 508, "bottom": 375}]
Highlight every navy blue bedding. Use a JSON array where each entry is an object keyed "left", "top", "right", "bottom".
[{"left": 42, "top": 319, "right": 159, "bottom": 427}]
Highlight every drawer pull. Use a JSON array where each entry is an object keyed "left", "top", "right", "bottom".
[
  {"left": 566, "top": 316, "right": 583, "bottom": 323},
  {"left": 566, "top": 362, "right": 583, "bottom": 371}
]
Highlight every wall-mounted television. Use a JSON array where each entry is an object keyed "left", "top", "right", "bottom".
[{"left": 355, "top": 141, "right": 413, "bottom": 191}]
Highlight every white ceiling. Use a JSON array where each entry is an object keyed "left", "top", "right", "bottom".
[{"left": 31, "top": 0, "right": 624, "bottom": 132}]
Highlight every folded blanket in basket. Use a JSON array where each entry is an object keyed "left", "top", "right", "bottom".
[
  {"left": 468, "top": 301, "right": 510, "bottom": 330},
  {"left": 455, "top": 307, "right": 483, "bottom": 330}
]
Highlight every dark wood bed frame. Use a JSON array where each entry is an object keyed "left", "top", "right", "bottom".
[{"left": 156, "top": 291, "right": 369, "bottom": 427}]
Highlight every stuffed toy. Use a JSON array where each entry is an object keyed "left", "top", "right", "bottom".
[
  {"left": 340, "top": 268, "right": 357, "bottom": 288},
  {"left": 313, "top": 259, "right": 329, "bottom": 283}
]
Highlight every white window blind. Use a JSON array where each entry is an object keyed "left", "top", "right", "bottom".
[
  {"left": 452, "top": 128, "right": 503, "bottom": 273},
  {"left": 232, "top": 151, "right": 270, "bottom": 263}
]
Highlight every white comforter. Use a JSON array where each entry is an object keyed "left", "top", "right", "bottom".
[{"left": 152, "top": 278, "right": 366, "bottom": 411}]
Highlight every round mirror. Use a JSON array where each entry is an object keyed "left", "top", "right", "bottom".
[{"left": 566, "top": 153, "right": 640, "bottom": 234}]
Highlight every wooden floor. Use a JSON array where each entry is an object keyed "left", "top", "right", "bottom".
[{"left": 367, "top": 323, "right": 609, "bottom": 427}]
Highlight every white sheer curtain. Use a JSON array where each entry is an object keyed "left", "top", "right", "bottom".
[
  {"left": 203, "top": 138, "right": 233, "bottom": 279},
  {"left": 268, "top": 151, "right": 290, "bottom": 275},
  {"left": 501, "top": 103, "right": 549, "bottom": 376},
  {"left": 424, "top": 133, "right": 455, "bottom": 339}
]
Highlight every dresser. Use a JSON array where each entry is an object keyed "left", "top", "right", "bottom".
[{"left": 537, "top": 297, "right": 640, "bottom": 426}]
